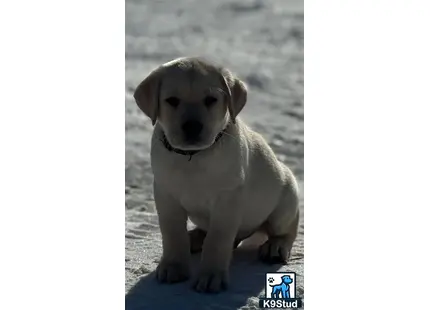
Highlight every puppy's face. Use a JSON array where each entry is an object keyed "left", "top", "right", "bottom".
[
  {"left": 158, "top": 64, "right": 229, "bottom": 150},
  {"left": 134, "top": 57, "right": 247, "bottom": 151}
]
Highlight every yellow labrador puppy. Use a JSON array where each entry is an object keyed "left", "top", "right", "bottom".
[{"left": 134, "top": 57, "right": 299, "bottom": 293}]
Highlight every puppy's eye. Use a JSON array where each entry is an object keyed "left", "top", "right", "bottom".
[
  {"left": 204, "top": 96, "right": 217, "bottom": 107},
  {"left": 165, "top": 97, "right": 180, "bottom": 108}
]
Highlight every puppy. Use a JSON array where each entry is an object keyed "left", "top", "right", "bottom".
[{"left": 133, "top": 57, "right": 299, "bottom": 293}]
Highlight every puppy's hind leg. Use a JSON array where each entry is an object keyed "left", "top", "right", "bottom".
[{"left": 259, "top": 184, "right": 300, "bottom": 264}]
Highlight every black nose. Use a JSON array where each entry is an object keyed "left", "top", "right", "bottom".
[{"left": 182, "top": 120, "right": 203, "bottom": 140}]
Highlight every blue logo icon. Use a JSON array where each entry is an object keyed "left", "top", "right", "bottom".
[
  {"left": 259, "top": 272, "right": 303, "bottom": 309},
  {"left": 268, "top": 274, "right": 294, "bottom": 299}
]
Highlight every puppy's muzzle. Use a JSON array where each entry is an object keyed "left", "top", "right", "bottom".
[{"left": 181, "top": 120, "right": 203, "bottom": 142}]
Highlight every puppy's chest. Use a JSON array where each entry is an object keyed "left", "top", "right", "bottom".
[
  {"left": 156, "top": 164, "right": 226, "bottom": 210},
  {"left": 152, "top": 148, "right": 244, "bottom": 212},
  {"left": 169, "top": 172, "right": 220, "bottom": 210}
]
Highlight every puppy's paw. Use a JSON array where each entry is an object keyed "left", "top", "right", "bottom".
[
  {"left": 192, "top": 269, "right": 229, "bottom": 293},
  {"left": 258, "top": 237, "right": 291, "bottom": 264},
  {"left": 156, "top": 259, "right": 190, "bottom": 284}
]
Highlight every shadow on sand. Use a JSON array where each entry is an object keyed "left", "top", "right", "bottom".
[{"left": 125, "top": 247, "right": 284, "bottom": 310}]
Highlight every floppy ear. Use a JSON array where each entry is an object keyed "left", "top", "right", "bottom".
[
  {"left": 221, "top": 70, "right": 247, "bottom": 124},
  {"left": 133, "top": 68, "right": 163, "bottom": 126}
]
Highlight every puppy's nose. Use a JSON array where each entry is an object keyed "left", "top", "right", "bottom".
[{"left": 182, "top": 120, "right": 203, "bottom": 140}]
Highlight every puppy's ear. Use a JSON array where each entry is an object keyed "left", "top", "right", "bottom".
[
  {"left": 221, "top": 70, "right": 247, "bottom": 124},
  {"left": 133, "top": 68, "right": 163, "bottom": 126}
]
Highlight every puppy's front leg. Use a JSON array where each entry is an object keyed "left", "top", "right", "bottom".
[
  {"left": 193, "top": 193, "right": 242, "bottom": 293},
  {"left": 154, "top": 182, "right": 190, "bottom": 283}
]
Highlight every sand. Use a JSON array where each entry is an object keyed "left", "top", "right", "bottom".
[{"left": 125, "top": 0, "right": 304, "bottom": 309}]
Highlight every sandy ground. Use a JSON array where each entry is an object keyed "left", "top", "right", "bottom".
[{"left": 125, "top": 0, "right": 304, "bottom": 309}]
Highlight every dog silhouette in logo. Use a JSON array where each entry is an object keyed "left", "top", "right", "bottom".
[{"left": 269, "top": 275, "right": 293, "bottom": 299}]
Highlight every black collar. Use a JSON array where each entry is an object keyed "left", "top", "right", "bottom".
[{"left": 161, "top": 130, "right": 225, "bottom": 161}]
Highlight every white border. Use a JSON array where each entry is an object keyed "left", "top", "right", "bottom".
[
  {"left": 306, "top": 0, "right": 430, "bottom": 309},
  {"left": 0, "top": 1, "right": 124, "bottom": 309}
]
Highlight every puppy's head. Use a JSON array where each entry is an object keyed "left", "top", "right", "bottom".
[{"left": 133, "top": 57, "right": 247, "bottom": 151}]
